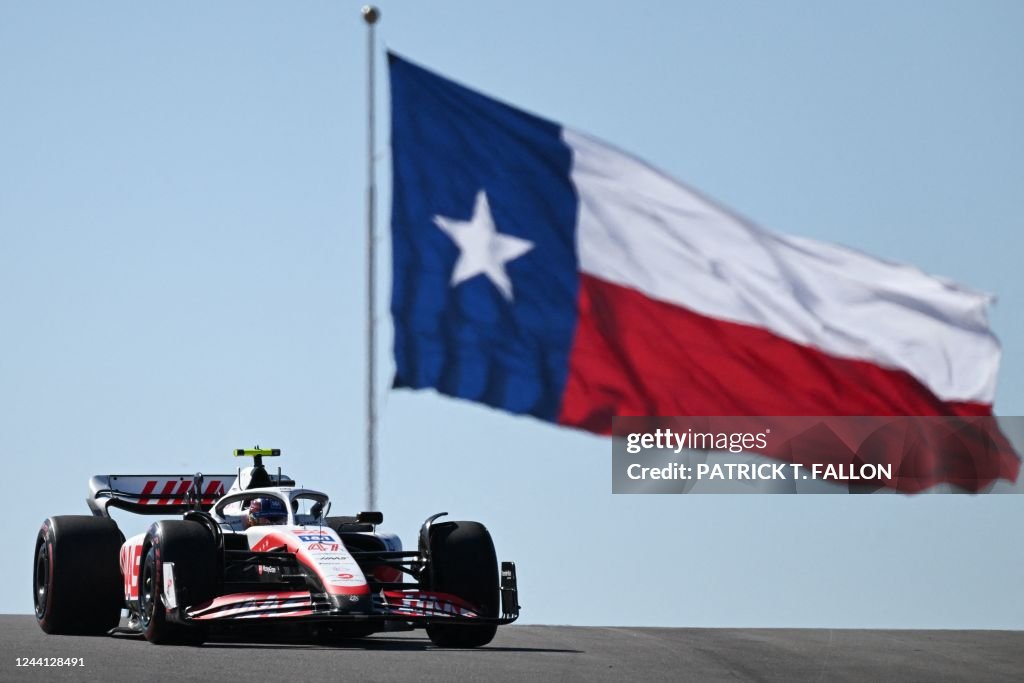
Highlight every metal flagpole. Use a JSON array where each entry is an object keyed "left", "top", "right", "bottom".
[{"left": 361, "top": 5, "right": 380, "bottom": 511}]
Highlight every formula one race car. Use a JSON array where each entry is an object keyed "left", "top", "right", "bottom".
[{"left": 32, "top": 449, "right": 519, "bottom": 647}]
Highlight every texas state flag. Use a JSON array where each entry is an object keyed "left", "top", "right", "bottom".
[{"left": 388, "top": 53, "right": 1002, "bottom": 434}]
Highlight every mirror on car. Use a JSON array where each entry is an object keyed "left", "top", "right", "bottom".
[
  {"left": 356, "top": 511, "right": 383, "bottom": 525},
  {"left": 311, "top": 501, "right": 331, "bottom": 520}
]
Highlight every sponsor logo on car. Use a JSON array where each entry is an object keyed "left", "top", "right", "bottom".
[
  {"left": 307, "top": 542, "right": 341, "bottom": 552},
  {"left": 137, "top": 479, "right": 227, "bottom": 506},
  {"left": 386, "top": 592, "right": 478, "bottom": 618},
  {"left": 297, "top": 534, "right": 334, "bottom": 543},
  {"left": 119, "top": 544, "right": 143, "bottom": 600}
]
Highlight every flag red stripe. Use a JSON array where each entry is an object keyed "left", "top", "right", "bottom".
[{"left": 559, "top": 274, "right": 993, "bottom": 429}]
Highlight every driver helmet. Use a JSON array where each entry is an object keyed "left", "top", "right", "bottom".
[{"left": 245, "top": 496, "right": 288, "bottom": 527}]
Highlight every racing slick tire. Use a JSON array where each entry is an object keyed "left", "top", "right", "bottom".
[
  {"left": 138, "top": 520, "right": 217, "bottom": 645},
  {"left": 423, "top": 521, "right": 499, "bottom": 648},
  {"left": 33, "top": 516, "right": 123, "bottom": 635}
]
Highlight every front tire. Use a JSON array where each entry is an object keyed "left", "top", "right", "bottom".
[
  {"left": 138, "top": 521, "right": 216, "bottom": 645},
  {"left": 33, "top": 516, "right": 123, "bottom": 635},
  {"left": 423, "top": 521, "right": 499, "bottom": 648}
]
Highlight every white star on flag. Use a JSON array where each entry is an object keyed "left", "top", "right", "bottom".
[{"left": 433, "top": 190, "right": 534, "bottom": 301}]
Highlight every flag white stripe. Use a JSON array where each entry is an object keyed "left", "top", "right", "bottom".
[{"left": 563, "top": 127, "right": 999, "bottom": 404}]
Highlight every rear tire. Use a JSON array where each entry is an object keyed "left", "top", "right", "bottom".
[
  {"left": 33, "top": 516, "right": 123, "bottom": 635},
  {"left": 139, "top": 521, "right": 216, "bottom": 645},
  {"left": 423, "top": 521, "right": 499, "bottom": 648}
]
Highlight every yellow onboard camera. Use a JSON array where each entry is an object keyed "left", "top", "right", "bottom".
[{"left": 233, "top": 448, "right": 281, "bottom": 458}]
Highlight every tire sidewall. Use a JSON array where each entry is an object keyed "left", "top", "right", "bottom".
[
  {"left": 139, "top": 543, "right": 168, "bottom": 642},
  {"left": 33, "top": 521, "right": 57, "bottom": 633}
]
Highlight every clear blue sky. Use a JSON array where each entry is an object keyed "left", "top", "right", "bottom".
[{"left": 2, "top": 1, "right": 1023, "bottom": 627}]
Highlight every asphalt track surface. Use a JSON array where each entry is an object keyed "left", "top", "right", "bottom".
[{"left": 2, "top": 615, "right": 1022, "bottom": 682}]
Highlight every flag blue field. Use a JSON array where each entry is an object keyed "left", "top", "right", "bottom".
[{"left": 389, "top": 53, "right": 579, "bottom": 421}]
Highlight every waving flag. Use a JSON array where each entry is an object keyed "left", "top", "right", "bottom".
[{"left": 387, "top": 53, "right": 1003, "bottom": 436}]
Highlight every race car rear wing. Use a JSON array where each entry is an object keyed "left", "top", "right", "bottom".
[{"left": 87, "top": 473, "right": 238, "bottom": 516}]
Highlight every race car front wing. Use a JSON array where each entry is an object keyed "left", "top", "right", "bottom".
[{"left": 177, "top": 562, "right": 520, "bottom": 626}]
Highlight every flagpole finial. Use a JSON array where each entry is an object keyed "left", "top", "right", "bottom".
[{"left": 361, "top": 5, "right": 380, "bottom": 24}]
